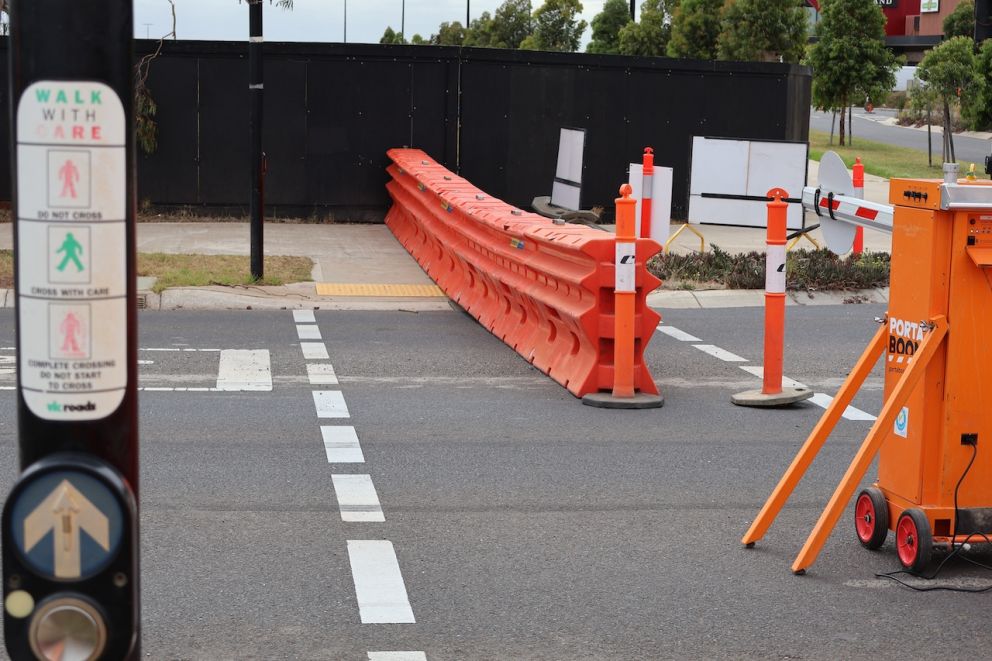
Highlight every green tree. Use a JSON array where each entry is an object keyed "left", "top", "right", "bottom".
[
  {"left": 968, "top": 38, "right": 992, "bottom": 129},
  {"left": 918, "top": 35, "right": 983, "bottom": 162},
  {"left": 431, "top": 21, "right": 468, "bottom": 46},
  {"left": 667, "top": 0, "right": 724, "bottom": 59},
  {"left": 717, "top": 0, "right": 808, "bottom": 63},
  {"left": 618, "top": 0, "right": 677, "bottom": 57},
  {"left": 410, "top": 34, "right": 429, "bottom": 45},
  {"left": 520, "top": 0, "right": 587, "bottom": 52},
  {"left": 587, "top": 0, "right": 632, "bottom": 54},
  {"left": 943, "top": 0, "right": 975, "bottom": 39},
  {"left": 379, "top": 26, "right": 407, "bottom": 45},
  {"left": 465, "top": 11, "right": 498, "bottom": 47},
  {"left": 806, "top": 0, "right": 897, "bottom": 146},
  {"left": 491, "top": 0, "right": 535, "bottom": 48}
]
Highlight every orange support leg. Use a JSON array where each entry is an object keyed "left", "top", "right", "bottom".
[
  {"left": 790, "top": 316, "right": 947, "bottom": 574},
  {"left": 742, "top": 323, "right": 887, "bottom": 546}
]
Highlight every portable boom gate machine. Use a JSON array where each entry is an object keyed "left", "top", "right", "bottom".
[{"left": 743, "top": 152, "right": 992, "bottom": 575}]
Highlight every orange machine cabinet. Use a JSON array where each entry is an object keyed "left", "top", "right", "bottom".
[{"left": 866, "top": 176, "right": 992, "bottom": 570}]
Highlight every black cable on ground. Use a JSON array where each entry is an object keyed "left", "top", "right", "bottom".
[{"left": 875, "top": 443, "right": 992, "bottom": 593}]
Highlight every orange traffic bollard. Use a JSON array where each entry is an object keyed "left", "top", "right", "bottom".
[
  {"left": 732, "top": 189, "right": 812, "bottom": 408},
  {"left": 582, "top": 184, "right": 663, "bottom": 409},
  {"left": 640, "top": 148, "right": 654, "bottom": 239},
  {"left": 852, "top": 157, "right": 865, "bottom": 255}
]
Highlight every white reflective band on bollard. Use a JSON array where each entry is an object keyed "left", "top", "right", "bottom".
[
  {"left": 616, "top": 243, "right": 636, "bottom": 293},
  {"left": 766, "top": 244, "right": 786, "bottom": 294},
  {"left": 641, "top": 174, "right": 653, "bottom": 199}
]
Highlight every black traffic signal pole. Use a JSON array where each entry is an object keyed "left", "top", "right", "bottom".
[
  {"left": 250, "top": 0, "right": 264, "bottom": 280},
  {"left": 3, "top": 0, "right": 140, "bottom": 658}
]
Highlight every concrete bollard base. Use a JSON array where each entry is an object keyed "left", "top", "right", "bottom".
[
  {"left": 581, "top": 393, "right": 664, "bottom": 409},
  {"left": 731, "top": 388, "right": 813, "bottom": 408}
]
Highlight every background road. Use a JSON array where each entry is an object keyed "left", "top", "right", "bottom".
[
  {"left": 810, "top": 108, "right": 992, "bottom": 166},
  {"left": 1, "top": 306, "right": 990, "bottom": 659}
]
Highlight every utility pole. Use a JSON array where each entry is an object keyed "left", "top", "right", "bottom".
[
  {"left": 3, "top": 1, "right": 141, "bottom": 659},
  {"left": 467, "top": 0, "right": 470, "bottom": 27},
  {"left": 344, "top": 0, "right": 347, "bottom": 43},
  {"left": 402, "top": 0, "right": 405, "bottom": 40},
  {"left": 249, "top": 0, "right": 264, "bottom": 280},
  {"left": 630, "top": 0, "right": 636, "bottom": 21}
]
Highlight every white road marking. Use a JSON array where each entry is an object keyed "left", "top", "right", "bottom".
[
  {"left": 809, "top": 393, "right": 877, "bottom": 421},
  {"left": 293, "top": 310, "right": 316, "bottom": 323},
  {"left": 0, "top": 386, "right": 14, "bottom": 391},
  {"left": 322, "top": 426, "right": 365, "bottom": 463},
  {"left": 297, "top": 324, "right": 322, "bottom": 340},
  {"left": 137, "top": 360, "right": 154, "bottom": 365},
  {"left": 314, "top": 391, "right": 350, "bottom": 418},
  {"left": 332, "top": 474, "right": 385, "bottom": 522},
  {"left": 0, "top": 355, "right": 14, "bottom": 376},
  {"left": 141, "top": 348, "right": 221, "bottom": 352},
  {"left": 845, "top": 577, "right": 992, "bottom": 590},
  {"left": 368, "top": 653, "right": 427, "bottom": 661},
  {"left": 138, "top": 387, "right": 221, "bottom": 392},
  {"left": 738, "top": 366, "right": 807, "bottom": 390},
  {"left": 347, "top": 540, "right": 416, "bottom": 624},
  {"left": 657, "top": 325, "right": 702, "bottom": 342},
  {"left": 308, "top": 363, "right": 338, "bottom": 385},
  {"left": 215, "top": 350, "right": 273, "bottom": 391},
  {"left": 302, "top": 342, "right": 330, "bottom": 360},
  {"left": 692, "top": 344, "right": 748, "bottom": 363}
]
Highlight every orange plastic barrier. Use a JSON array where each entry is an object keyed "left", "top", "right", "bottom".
[{"left": 385, "top": 148, "right": 662, "bottom": 398}]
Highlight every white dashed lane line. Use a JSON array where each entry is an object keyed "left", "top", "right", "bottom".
[
  {"left": 692, "top": 344, "right": 748, "bottom": 363},
  {"left": 297, "top": 324, "right": 322, "bottom": 340},
  {"left": 347, "top": 540, "right": 416, "bottom": 624},
  {"left": 738, "top": 365, "right": 877, "bottom": 421},
  {"left": 332, "top": 474, "right": 385, "bottom": 522},
  {"left": 313, "top": 390, "right": 350, "bottom": 418},
  {"left": 657, "top": 325, "right": 702, "bottom": 342},
  {"left": 301, "top": 342, "right": 330, "bottom": 360},
  {"left": 307, "top": 363, "right": 338, "bottom": 385},
  {"left": 659, "top": 325, "right": 879, "bottom": 422},
  {"left": 368, "top": 653, "right": 428, "bottom": 661},
  {"left": 293, "top": 310, "right": 316, "bottom": 323},
  {"left": 322, "top": 426, "right": 365, "bottom": 463},
  {"left": 808, "top": 393, "right": 878, "bottom": 421}
]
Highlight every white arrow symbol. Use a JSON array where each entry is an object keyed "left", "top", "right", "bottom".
[{"left": 23, "top": 480, "right": 110, "bottom": 579}]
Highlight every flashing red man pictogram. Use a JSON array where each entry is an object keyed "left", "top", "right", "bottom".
[
  {"left": 59, "top": 312, "right": 84, "bottom": 355},
  {"left": 58, "top": 158, "right": 80, "bottom": 199}
]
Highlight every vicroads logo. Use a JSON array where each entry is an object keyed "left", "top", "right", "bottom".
[{"left": 46, "top": 400, "right": 96, "bottom": 413}]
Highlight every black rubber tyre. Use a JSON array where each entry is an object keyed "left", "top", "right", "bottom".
[
  {"left": 896, "top": 508, "right": 933, "bottom": 573},
  {"left": 854, "top": 487, "right": 889, "bottom": 550}
]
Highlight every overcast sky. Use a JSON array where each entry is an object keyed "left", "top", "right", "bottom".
[{"left": 134, "top": 0, "right": 612, "bottom": 46}]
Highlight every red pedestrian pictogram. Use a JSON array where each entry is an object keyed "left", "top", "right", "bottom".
[
  {"left": 60, "top": 312, "right": 84, "bottom": 354},
  {"left": 58, "top": 159, "right": 80, "bottom": 199}
]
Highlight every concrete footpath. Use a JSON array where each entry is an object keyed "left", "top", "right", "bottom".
[{"left": 0, "top": 160, "right": 893, "bottom": 311}]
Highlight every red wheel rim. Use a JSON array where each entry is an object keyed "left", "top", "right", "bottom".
[
  {"left": 855, "top": 494, "right": 876, "bottom": 543},
  {"left": 896, "top": 515, "right": 919, "bottom": 567}
]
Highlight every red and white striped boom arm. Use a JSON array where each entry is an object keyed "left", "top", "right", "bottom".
[{"left": 801, "top": 185, "right": 894, "bottom": 235}]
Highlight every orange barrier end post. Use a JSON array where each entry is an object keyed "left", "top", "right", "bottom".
[
  {"left": 731, "top": 189, "right": 813, "bottom": 408},
  {"left": 852, "top": 157, "right": 864, "bottom": 255},
  {"left": 640, "top": 148, "right": 654, "bottom": 239},
  {"left": 582, "top": 184, "right": 663, "bottom": 410}
]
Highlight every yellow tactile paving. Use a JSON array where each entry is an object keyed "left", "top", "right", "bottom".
[{"left": 315, "top": 283, "right": 447, "bottom": 297}]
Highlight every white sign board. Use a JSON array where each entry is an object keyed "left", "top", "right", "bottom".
[
  {"left": 17, "top": 81, "right": 128, "bottom": 421},
  {"left": 920, "top": 0, "right": 938, "bottom": 13},
  {"left": 688, "top": 137, "right": 807, "bottom": 230},
  {"left": 629, "top": 163, "right": 673, "bottom": 246},
  {"left": 550, "top": 127, "right": 585, "bottom": 210}
]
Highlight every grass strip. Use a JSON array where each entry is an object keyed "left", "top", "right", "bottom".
[
  {"left": 0, "top": 250, "right": 313, "bottom": 293},
  {"left": 809, "top": 129, "right": 971, "bottom": 180},
  {"left": 648, "top": 245, "right": 890, "bottom": 292}
]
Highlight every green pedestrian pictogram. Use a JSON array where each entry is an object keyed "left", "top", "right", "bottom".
[{"left": 55, "top": 232, "right": 85, "bottom": 273}]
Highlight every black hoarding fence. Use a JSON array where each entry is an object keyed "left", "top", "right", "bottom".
[{"left": 0, "top": 40, "right": 810, "bottom": 221}]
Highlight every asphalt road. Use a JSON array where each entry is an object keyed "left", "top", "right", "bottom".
[
  {"left": 1, "top": 306, "right": 991, "bottom": 660},
  {"left": 810, "top": 108, "right": 992, "bottom": 166}
]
